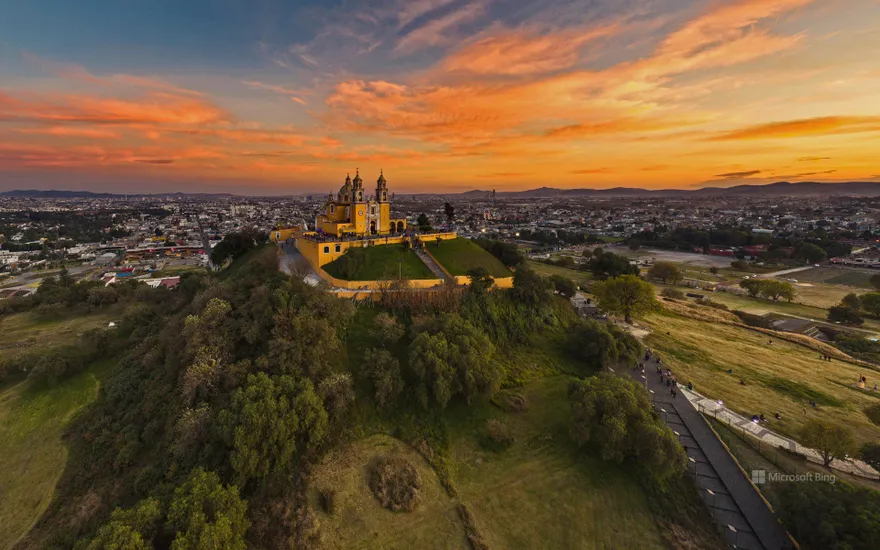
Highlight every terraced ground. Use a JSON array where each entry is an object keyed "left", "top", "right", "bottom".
[{"left": 322, "top": 245, "right": 435, "bottom": 281}]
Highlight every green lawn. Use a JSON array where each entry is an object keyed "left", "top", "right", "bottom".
[
  {"left": 323, "top": 245, "right": 436, "bottom": 281},
  {"left": 425, "top": 238, "right": 511, "bottom": 278},
  {"left": 0, "top": 361, "right": 110, "bottom": 549},
  {"left": 446, "top": 377, "right": 670, "bottom": 549},
  {"left": 526, "top": 260, "right": 592, "bottom": 288},
  {"left": 643, "top": 312, "right": 880, "bottom": 447},
  {"left": 0, "top": 308, "right": 122, "bottom": 352}
]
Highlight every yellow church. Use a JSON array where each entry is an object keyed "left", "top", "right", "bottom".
[{"left": 315, "top": 170, "right": 407, "bottom": 237}]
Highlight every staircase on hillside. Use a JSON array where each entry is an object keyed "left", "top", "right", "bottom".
[{"left": 414, "top": 248, "right": 450, "bottom": 281}]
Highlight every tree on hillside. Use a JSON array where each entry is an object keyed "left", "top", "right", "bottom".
[
  {"left": 408, "top": 313, "right": 499, "bottom": 409},
  {"left": 511, "top": 265, "right": 552, "bottom": 307},
  {"left": 550, "top": 274, "right": 578, "bottom": 298},
  {"left": 219, "top": 373, "right": 328, "bottom": 484},
  {"left": 828, "top": 306, "right": 865, "bottom": 326},
  {"left": 759, "top": 279, "right": 795, "bottom": 302},
  {"left": 730, "top": 260, "right": 749, "bottom": 271},
  {"left": 801, "top": 419, "right": 855, "bottom": 467},
  {"left": 569, "top": 373, "right": 685, "bottom": 483},
  {"left": 709, "top": 266, "right": 719, "bottom": 276},
  {"left": 870, "top": 274, "right": 880, "bottom": 291},
  {"left": 795, "top": 243, "right": 827, "bottom": 264},
  {"left": 840, "top": 293, "right": 862, "bottom": 311},
  {"left": 860, "top": 292, "right": 880, "bottom": 317},
  {"left": 371, "top": 313, "right": 405, "bottom": 348},
  {"left": 167, "top": 468, "right": 249, "bottom": 550},
  {"left": 362, "top": 349, "right": 404, "bottom": 410},
  {"left": 466, "top": 267, "right": 494, "bottom": 294},
  {"left": 776, "top": 479, "right": 880, "bottom": 550},
  {"left": 647, "top": 261, "right": 683, "bottom": 284},
  {"left": 88, "top": 498, "right": 161, "bottom": 550},
  {"left": 566, "top": 319, "right": 640, "bottom": 371},
  {"left": 210, "top": 229, "right": 268, "bottom": 266},
  {"left": 585, "top": 251, "right": 639, "bottom": 280},
  {"left": 443, "top": 202, "right": 455, "bottom": 224},
  {"left": 739, "top": 278, "right": 761, "bottom": 297},
  {"left": 627, "top": 239, "right": 641, "bottom": 251},
  {"left": 861, "top": 442, "right": 880, "bottom": 471},
  {"left": 593, "top": 275, "right": 658, "bottom": 323}
]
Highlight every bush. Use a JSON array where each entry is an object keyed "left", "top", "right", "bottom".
[
  {"left": 481, "top": 419, "right": 514, "bottom": 452},
  {"left": 694, "top": 297, "right": 729, "bottom": 311},
  {"left": 566, "top": 318, "right": 641, "bottom": 371},
  {"left": 828, "top": 305, "right": 864, "bottom": 326},
  {"left": 490, "top": 389, "right": 529, "bottom": 413},
  {"left": 369, "top": 456, "right": 422, "bottom": 512},
  {"left": 661, "top": 288, "right": 685, "bottom": 300}
]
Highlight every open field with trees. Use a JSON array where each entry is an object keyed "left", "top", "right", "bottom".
[
  {"left": 426, "top": 238, "right": 512, "bottom": 277},
  {"left": 0, "top": 361, "right": 109, "bottom": 548},
  {"left": 526, "top": 260, "right": 592, "bottom": 288},
  {"left": 644, "top": 312, "right": 880, "bottom": 447},
  {"left": 323, "top": 244, "right": 435, "bottom": 280}
]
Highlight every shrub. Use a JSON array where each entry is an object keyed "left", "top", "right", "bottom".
[
  {"left": 661, "top": 288, "right": 685, "bottom": 300},
  {"left": 695, "top": 297, "right": 729, "bottom": 311},
  {"left": 369, "top": 456, "right": 422, "bottom": 512},
  {"left": 481, "top": 419, "right": 515, "bottom": 452},
  {"left": 566, "top": 318, "right": 641, "bottom": 371},
  {"left": 490, "top": 389, "right": 529, "bottom": 413}
]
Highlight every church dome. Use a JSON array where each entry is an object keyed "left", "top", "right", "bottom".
[{"left": 338, "top": 174, "right": 352, "bottom": 196}]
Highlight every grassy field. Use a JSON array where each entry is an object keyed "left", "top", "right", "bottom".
[
  {"left": 0, "top": 361, "right": 109, "bottom": 548},
  {"left": 425, "top": 239, "right": 511, "bottom": 278},
  {"left": 310, "top": 435, "right": 468, "bottom": 549},
  {"left": 686, "top": 290, "right": 880, "bottom": 335},
  {"left": 323, "top": 245, "right": 436, "bottom": 281},
  {"left": 643, "top": 312, "right": 880, "bottom": 447},
  {"left": 0, "top": 308, "right": 121, "bottom": 351},
  {"left": 792, "top": 266, "right": 875, "bottom": 288},
  {"left": 446, "top": 377, "right": 669, "bottom": 549},
  {"left": 314, "top": 376, "right": 678, "bottom": 549},
  {"left": 526, "top": 260, "right": 593, "bottom": 288}
]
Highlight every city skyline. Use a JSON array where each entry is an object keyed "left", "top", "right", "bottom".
[{"left": 2, "top": 0, "right": 879, "bottom": 194}]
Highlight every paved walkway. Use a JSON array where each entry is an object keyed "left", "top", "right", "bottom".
[
  {"left": 753, "top": 266, "right": 813, "bottom": 279},
  {"left": 616, "top": 358, "right": 794, "bottom": 550},
  {"left": 414, "top": 248, "right": 450, "bottom": 280},
  {"left": 685, "top": 390, "right": 880, "bottom": 479}
]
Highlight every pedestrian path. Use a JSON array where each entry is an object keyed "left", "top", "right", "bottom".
[
  {"left": 685, "top": 389, "right": 880, "bottom": 479},
  {"left": 616, "top": 359, "right": 794, "bottom": 550},
  {"left": 414, "top": 247, "right": 450, "bottom": 280}
]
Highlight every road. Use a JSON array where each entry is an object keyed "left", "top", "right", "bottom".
[
  {"left": 617, "top": 356, "right": 794, "bottom": 550},
  {"left": 753, "top": 266, "right": 813, "bottom": 279}
]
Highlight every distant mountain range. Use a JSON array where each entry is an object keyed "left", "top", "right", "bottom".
[
  {"left": 458, "top": 181, "right": 880, "bottom": 199},
  {"left": 3, "top": 181, "right": 880, "bottom": 199}
]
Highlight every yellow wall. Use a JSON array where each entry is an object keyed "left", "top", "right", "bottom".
[{"left": 294, "top": 231, "right": 457, "bottom": 268}]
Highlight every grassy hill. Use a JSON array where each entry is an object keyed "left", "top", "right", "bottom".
[
  {"left": 425, "top": 238, "right": 511, "bottom": 278},
  {"left": 311, "top": 377, "right": 671, "bottom": 550},
  {"left": 527, "top": 260, "right": 593, "bottom": 288},
  {"left": 644, "top": 311, "right": 880, "bottom": 446},
  {"left": 0, "top": 361, "right": 110, "bottom": 548},
  {"left": 323, "top": 245, "right": 435, "bottom": 280}
]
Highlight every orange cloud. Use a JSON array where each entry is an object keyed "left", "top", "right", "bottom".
[
  {"left": 16, "top": 126, "right": 120, "bottom": 139},
  {"left": 0, "top": 90, "right": 227, "bottom": 125},
  {"left": 441, "top": 25, "right": 618, "bottom": 76},
  {"left": 712, "top": 116, "right": 880, "bottom": 140}
]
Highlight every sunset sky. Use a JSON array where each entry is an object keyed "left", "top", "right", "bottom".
[{"left": 1, "top": 0, "right": 879, "bottom": 194}]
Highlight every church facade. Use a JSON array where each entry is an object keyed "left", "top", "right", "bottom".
[{"left": 315, "top": 170, "right": 407, "bottom": 238}]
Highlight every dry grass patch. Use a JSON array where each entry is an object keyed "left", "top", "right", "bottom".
[
  {"left": 310, "top": 435, "right": 468, "bottom": 550},
  {"left": 369, "top": 456, "right": 422, "bottom": 512},
  {"left": 644, "top": 312, "right": 880, "bottom": 447}
]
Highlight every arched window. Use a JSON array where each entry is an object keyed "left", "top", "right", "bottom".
[
  {"left": 330, "top": 204, "right": 335, "bottom": 213},
  {"left": 335, "top": 244, "right": 341, "bottom": 253},
  {"left": 323, "top": 246, "right": 330, "bottom": 254}
]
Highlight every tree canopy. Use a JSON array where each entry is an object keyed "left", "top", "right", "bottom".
[
  {"left": 585, "top": 251, "right": 639, "bottom": 280},
  {"left": 167, "top": 468, "right": 250, "bottom": 550},
  {"left": 647, "top": 262, "right": 683, "bottom": 284},
  {"left": 593, "top": 275, "right": 658, "bottom": 323}
]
